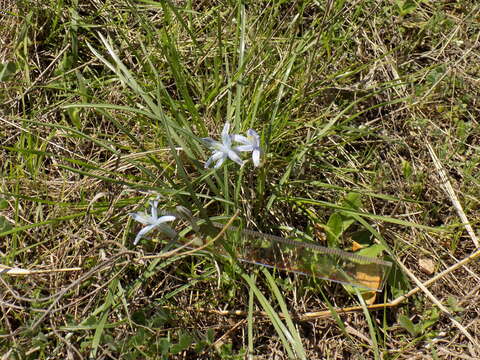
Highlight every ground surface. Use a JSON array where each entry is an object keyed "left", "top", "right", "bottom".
[{"left": 0, "top": 0, "right": 479, "bottom": 359}]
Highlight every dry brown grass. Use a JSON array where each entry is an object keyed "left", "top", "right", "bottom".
[{"left": 0, "top": 0, "right": 479, "bottom": 359}]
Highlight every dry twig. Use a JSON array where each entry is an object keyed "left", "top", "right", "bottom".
[
  {"left": 0, "top": 265, "right": 82, "bottom": 276},
  {"left": 426, "top": 142, "right": 479, "bottom": 248}
]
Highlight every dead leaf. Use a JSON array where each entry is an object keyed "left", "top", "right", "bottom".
[
  {"left": 355, "top": 263, "right": 383, "bottom": 304},
  {"left": 352, "top": 241, "right": 363, "bottom": 252}
]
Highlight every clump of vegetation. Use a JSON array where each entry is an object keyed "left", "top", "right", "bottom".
[{"left": 1, "top": 0, "right": 479, "bottom": 359}]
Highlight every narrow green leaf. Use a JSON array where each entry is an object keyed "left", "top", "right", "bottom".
[
  {"left": 356, "top": 288, "right": 380, "bottom": 360},
  {"left": 0, "top": 62, "right": 17, "bottom": 81},
  {"left": 263, "top": 269, "right": 307, "bottom": 360},
  {"left": 326, "top": 212, "right": 343, "bottom": 247},
  {"left": 398, "top": 314, "right": 418, "bottom": 336},
  {"left": 241, "top": 273, "right": 296, "bottom": 359},
  {"left": 288, "top": 196, "right": 445, "bottom": 232}
]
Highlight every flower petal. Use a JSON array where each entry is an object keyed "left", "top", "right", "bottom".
[
  {"left": 204, "top": 156, "right": 214, "bottom": 169},
  {"left": 221, "top": 122, "right": 232, "bottom": 147},
  {"left": 213, "top": 156, "right": 226, "bottom": 168},
  {"left": 231, "top": 134, "right": 249, "bottom": 144},
  {"left": 129, "top": 212, "right": 153, "bottom": 225},
  {"left": 202, "top": 137, "right": 221, "bottom": 149},
  {"left": 227, "top": 149, "right": 244, "bottom": 166},
  {"left": 133, "top": 224, "right": 156, "bottom": 245},
  {"left": 201, "top": 137, "right": 214, "bottom": 144},
  {"left": 235, "top": 144, "right": 254, "bottom": 152},
  {"left": 150, "top": 200, "right": 159, "bottom": 219},
  {"left": 153, "top": 215, "right": 176, "bottom": 226},
  {"left": 205, "top": 151, "right": 225, "bottom": 168},
  {"left": 252, "top": 149, "right": 261, "bottom": 167},
  {"left": 246, "top": 129, "right": 260, "bottom": 145},
  {"left": 211, "top": 150, "right": 225, "bottom": 160}
]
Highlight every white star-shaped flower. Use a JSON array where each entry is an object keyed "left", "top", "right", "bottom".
[
  {"left": 202, "top": 122, "right": 244, "bottom": 169},
  {"left": 129, "top": 200, "right": 176, "bottom": 245},
  {"left": 232, "top": 129, "right": 262, "bottom": 167}
]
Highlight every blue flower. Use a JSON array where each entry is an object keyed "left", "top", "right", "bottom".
[
  {"left": 129, "top": 200, "right": 176, "bottom": 245},
  {"left": 232, "top": 129, "right": 262, "bottom": 167},
  {"left": 202, "top": 122, "right": 244, "bottom": 169}
]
